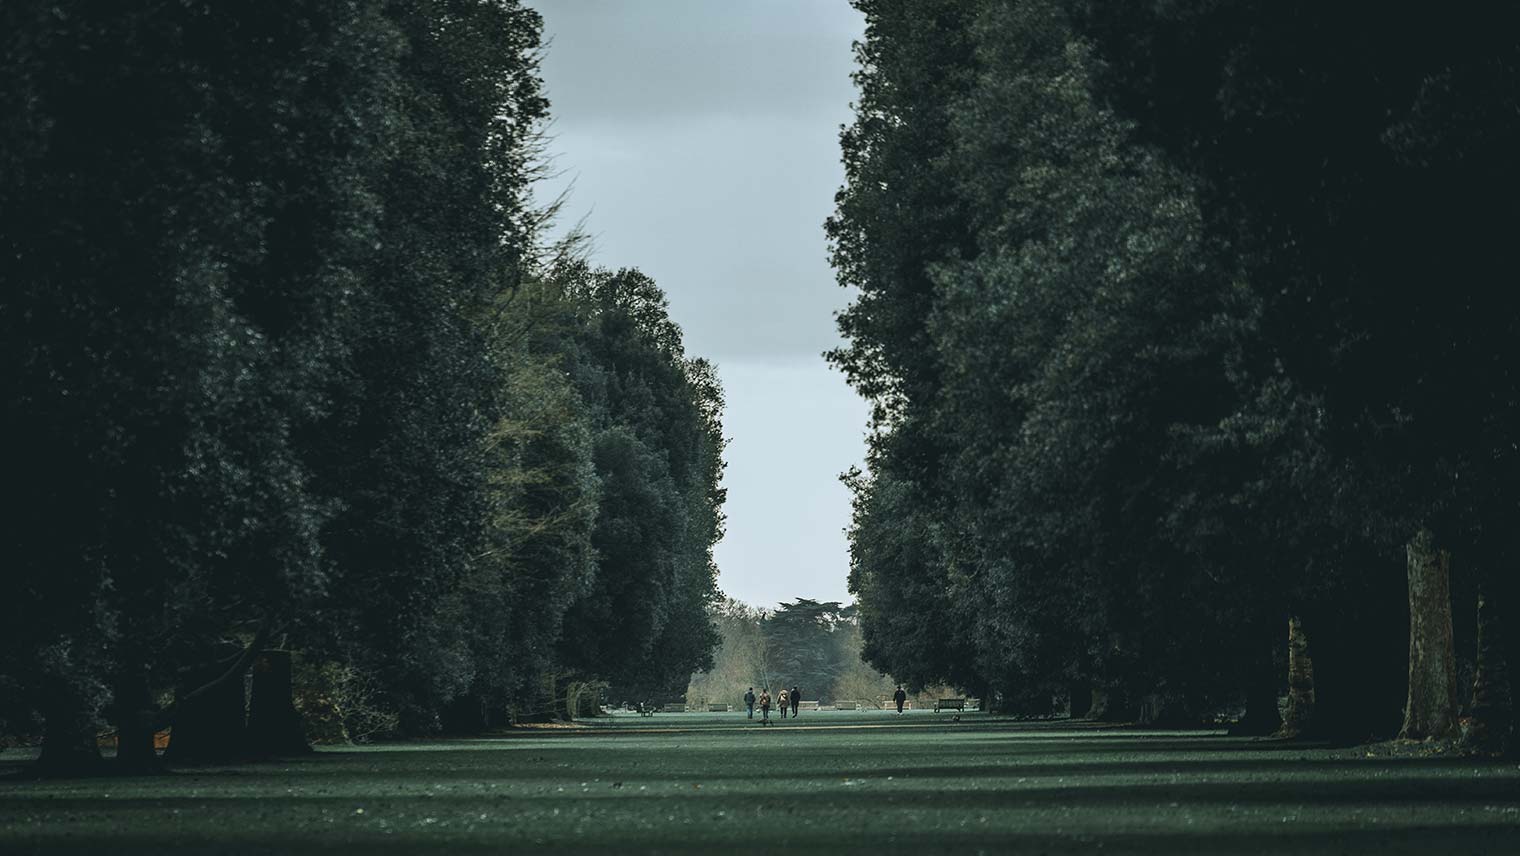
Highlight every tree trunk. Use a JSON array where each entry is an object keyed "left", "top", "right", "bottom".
[
  {"left": 441, "top": 693, "right": 488, "bottom": 735},
  {"left": 1464, "top": 581, "right": 1514, "bottom": 755},
  {"left": 246, "top": 650, "right": 310, "bottom": 757},
  {"left": 165, "top": 645, "right": 248, "bottom": 764},
  {"left": 36, "top": 695, "right": 104, "bottom": 778},
  {"left": 1277, "top": 615, "right": 1316, "bottom": 738},
  {"left": 115, "top": 709, "right": 161, "bottom": 774},
  {"left": 1085, "top": 688, "right": 1109, "bottom": 720},
  {"left": 1086, "top": 687, "right": 1135, "bottom": 722},
  {"left": 1067, "top": 682, "right": 1093, "bottom": 719},
  {"left": 1400, "top": 528, "right": 1458, "bottom": 740},
  {"left": 515, "top": 671, "right": 557, "bottom": 724},
  {"left": 1231, "top": 624, "right": 1283, "bottom": 737},
  {"left": 545, "top": 671, "right": 564, "bottom": 723},
  {"left": 112, "top": 671, "right": 163, "bottom": 774},
  {"left": 1010, "top": 687, "right": 1053, "bottom": 717},
  {"left": 573, "top": 682, "right": 607, "bottom": 718}
]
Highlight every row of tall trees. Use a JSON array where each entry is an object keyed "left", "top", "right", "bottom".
[
  {"left": 1, "top": 0, "right": 723, "bottom": 774},
  {"left": 686, "top": 599, "right": 896, "bottom": 708},
  {"left": 832, "top": 0, "right": 1520, "bottom": 751}
]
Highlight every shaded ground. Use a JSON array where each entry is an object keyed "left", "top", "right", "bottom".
[{"left": 2, "top": 710, "right": 1519, "bottom": 854}]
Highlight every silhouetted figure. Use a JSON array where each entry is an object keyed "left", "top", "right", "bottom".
[
  {"left": 759, "top": 689, "right": 772, "bottom": 725},
  {"left": 790, "top": 685, "right": 801, "bottom": 717},
  {"left": 778, "top": 688, "right": 790, "bottom": 719},
  {"left": 894, "top": 686, "right": 907, "bottom": 714},
  {"left": 744, "top": 687, "right": 756, "bottom": 719}
]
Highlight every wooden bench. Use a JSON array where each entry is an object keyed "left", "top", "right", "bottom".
[
  {"left": 662, "top": 703, "right": 688, "bottom": 713},
  {"left": 708, "top": 703, "right": 730, "bottom": 712},
  {"left": 797, "top": 700, "right": 820, "bottom": 711},
  {"left": 882, "top": 700, "right": 912, "bottom": 710},
  {"left": 832, "top": 701, "right": 859, "bottom": 711},
  {"left": 934, "top": 698, "right": 966, "bottom": 712}
]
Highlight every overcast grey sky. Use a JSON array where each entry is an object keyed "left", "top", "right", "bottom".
[{"left": 525, "top": 1, "right": 868, "bottom": 609}]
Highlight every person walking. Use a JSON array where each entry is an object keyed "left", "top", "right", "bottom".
[
  {"left": 894, "top": 686, "right": 908, "bottom": 715},
  {"left": 744, "top": 687, "right": 756, "bottom": 719},
  {"left": 759, "top": 689, "right": 772, "bottom": 725},
  {"left": 778, "top": 688, "right": 790, "bottom": 720},
  {"left": 790, "top": 685, "right": 801, "bottom": 718}
]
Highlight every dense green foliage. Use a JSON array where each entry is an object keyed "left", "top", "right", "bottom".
[
  {"left": 552, "top": 263, "right": 726, "bottom": 702},
  {"left": 833, "top": 0, "right": 1520, "bottom": 744},
  {"left": 1, "top": 0, "right": 723, "bottom": 767},
  {"left": 686, "top": 599, "right": 896, "bottom": 708}
]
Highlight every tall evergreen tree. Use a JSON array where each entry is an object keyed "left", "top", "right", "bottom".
[
  {"left": 1, "top": 0, "right": 406, "bottom": 771},
  {"left": 554, "top": 265, "right": 725, "bottom": 701}
]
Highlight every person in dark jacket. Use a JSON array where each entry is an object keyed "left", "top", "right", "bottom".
[
  {"left": 744, "top": 687, "right": 756, "bottom": 719},
  {"left": 790, "top": 686, "right": 801, "bottom": 717},
  {"left": 893, "top": 686, "right": 907, "bottom": 714}
]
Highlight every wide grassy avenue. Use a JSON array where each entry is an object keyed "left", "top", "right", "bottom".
[{"left": 3, "top": 710, "right": 1518, "bottom": 854}]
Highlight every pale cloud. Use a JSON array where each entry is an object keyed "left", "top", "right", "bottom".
[{"left": 527, "top": 0, "right": 867, "bottom": 607}]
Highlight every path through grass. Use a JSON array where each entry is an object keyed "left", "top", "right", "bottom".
[{"left": 3, "top": 710, "right": 1519, "bottom": 853}]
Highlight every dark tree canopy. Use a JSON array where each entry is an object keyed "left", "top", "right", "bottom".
[
  {"left": 1, "top": 0, "right": 725, "bottom": 763},
  {"left": 832, "top": 0, "right": 1520, "bottom": 744}
]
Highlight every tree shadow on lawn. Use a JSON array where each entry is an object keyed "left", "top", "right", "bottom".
[
  {"left": 0, "top": 739, "right": 1457, "bottom": 788},
  {"left": 864, "top": 753, "right": 1505, "bottom": 781},
  {"left": 5, "top": 765, "right": 1516, "bottom": 814},
  {"left": 264, "top": 753, "right": 1420, "bottom": 783},
  {"left": 0, "top": 728, "right": 1463, "bottom": 792},
  {"left": 196, "top": 735, "right": 1350, "bottom": 780},
  {"left": 562, "top": 713, "right": 1097, "bottom": 735}
]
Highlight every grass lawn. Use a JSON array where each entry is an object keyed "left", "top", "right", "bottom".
[{"left": 3, "top": 709, "right": 1519, "bottom": 854}]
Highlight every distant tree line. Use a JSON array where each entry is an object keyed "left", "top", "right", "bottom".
[
  {"left": 1, "top": 0, "right": 723, "bottom": 774},
  {"left": 686, "top": 598, "right": 896, "bottom": 709},
  {"left": 832, "top": 0, "right": 1520, "bottom": 752}
]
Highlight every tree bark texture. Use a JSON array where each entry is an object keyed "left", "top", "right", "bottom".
[
  {"left": 246, "top": 650, "right": 311, "bottom": 757},
  {"left": 1400, "top": 528, "right": 1458, "bottom": 740},
  {"left": 1277, "top": 615, "right": 1316, "bottom": 738}
]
